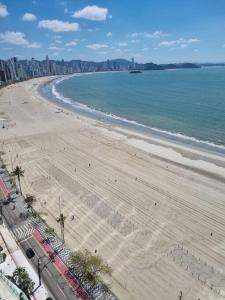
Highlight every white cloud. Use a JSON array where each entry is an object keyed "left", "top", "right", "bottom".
[
  {"left": 54, "top": 39, "right": 62, "bottom": 44},
  {"left": 142, "top": 47, "right": 149, "bottom": 51},
  {"left": 22, "top": 13, "right": 37, "bottom": 21},
  {"left": 129, "top": 31, "right": 167, "bottom": 38},
  {"left": 159, "top": 40, "right": 177, "bottom": 47},
  {"left": 65, "top": 41, "right": 77, "bottom": 46},
  {"left": 188, "top": 38, "right": 200, "bottom": 43},
  {"left": 180, "top": 44, "right": 188, "bottom": 48},
  {"left": 38, "top": 19, "right": 79, "bottom": 32},
  {"left": 0, "top": 2, "right": 8, "bottom": 17},
  {"left": 117, "top": 42, "right": 128, "bottom": 47},
  {"left": 0, "top": 31, "right": 40, "bottom": 48},
  {"left": 87, "top": 43, "right": 108, "bottom": 50},
  {"left": 107, "top": 32, "right": 112, "bottom": 37},
  {"left": 73, "top": 5, "right": 108, "bottom": 21},
  {"left": 0, "top": 31, "right": 27, "bottom": 45},
  {"left": 48, "top": 46, "right": 65, "bottom": 50},
  {"left": 159, "top": 38, "right": 200, "bottom": 47},
  {"left": 131, "top": 39, "right": 140, "bottom": 43}
]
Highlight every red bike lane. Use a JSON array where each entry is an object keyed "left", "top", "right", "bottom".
[{"left": 33, "top": 229, "right": 91, "bottom": 300}]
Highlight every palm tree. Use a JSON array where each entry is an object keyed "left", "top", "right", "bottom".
[
  {"left": 11, "top": 267, "right": 35, "bottom": 297},
  {"left": 70, "top": 249, "right": 112, "bottom": 288},
  {"left": 11, "top": 166, "right": 24, "bottom": 195},
  {"left": 57, "top": 213, "right": 66, "bottom": 243}
]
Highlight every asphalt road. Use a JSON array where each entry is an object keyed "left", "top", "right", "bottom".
[
  {"left": 1, "top": 195, "right": 79, "bottom": 300},
  {"left": 20, "top": 236, "right": 79, "bottom": 300}
]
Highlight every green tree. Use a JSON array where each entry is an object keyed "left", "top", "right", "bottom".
[
  {"left": 11, "top": 166, "right": 24, "bottom": 195},
  {"left": 70, "top": 249, "right": 112, "bottom": 287},
  {"left": 25, "top": 195, "right": 36, "bottom": 212},
  {"left": 56, "top": 213, "right": 66, "bottom": 243},
  {"left": 12, "top": 267, "right": 35, "bottom": 297}
]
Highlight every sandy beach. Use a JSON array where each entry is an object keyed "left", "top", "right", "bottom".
[{"left": 1, "top": 76, "right": 225, "bottom": 300}]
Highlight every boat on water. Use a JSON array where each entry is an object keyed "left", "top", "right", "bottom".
[{"left": 130, "top": 70, "right": 142, "bottom": 74}]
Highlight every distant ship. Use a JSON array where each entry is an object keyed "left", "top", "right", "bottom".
[{"left": 130, "top": 70, "right": 142, "bottom": 74}]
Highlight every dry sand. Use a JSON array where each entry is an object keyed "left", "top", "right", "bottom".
[{"left": 1, "top": 77, "right": 225, "bottom": 300}]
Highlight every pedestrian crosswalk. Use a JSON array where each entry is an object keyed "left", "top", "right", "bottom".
[
  {"left": 29, "top": 218, "right": 118, "bottom": 300},
  {"left": 12, "top": 221, "right": 34, "bottom": 242},
  {"left": 36, "top": 223, "right": 71, "bottom": 263}
]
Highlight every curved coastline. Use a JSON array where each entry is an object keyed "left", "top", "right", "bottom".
[
  {"left": 2, "top": 77, "right": 225, "bottom": 300},
  {"left": 39, "top": 73, "right": 225, "bottom": 156}
]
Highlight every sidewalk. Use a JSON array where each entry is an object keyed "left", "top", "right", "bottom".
[
  {"left": 0, "top": 175, "right": 10, "bottom": 200},
  {"left": 0, "top": 223, "right": 49, "bottom": 300}
]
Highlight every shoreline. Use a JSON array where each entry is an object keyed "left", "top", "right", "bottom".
[
  {"left": 1, "top": 77, "right": 225, "bottom": 300},
  {"left": 41, "top": 72, "right": 225, "bottom": 157},
  {"left": 38, "top": 76, "right": 225, "bottom": 181}
]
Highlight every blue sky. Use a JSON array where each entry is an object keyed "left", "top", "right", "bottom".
[{"left": 0, "top": 0, "right": 225, "bottom": 63}]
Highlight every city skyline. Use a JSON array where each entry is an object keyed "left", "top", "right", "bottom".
[{"left": 0, "top": 1, "right": 225, "bottom": 63}]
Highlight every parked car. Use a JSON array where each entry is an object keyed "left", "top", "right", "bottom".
[{"left": 25, "top": 248, "right": 35, "bottom": 259}]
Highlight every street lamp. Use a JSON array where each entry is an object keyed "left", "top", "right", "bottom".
[
  {"left": 0, "top": 199, "right": 3, "bottom": 225},
  {"left": 37, "top": 258, "right": 41, "bottom": 287},
  {"left": 32, "top": 247, "right": 64, "bottom": 294}
]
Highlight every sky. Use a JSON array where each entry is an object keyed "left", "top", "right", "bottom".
[{"left": 0, "top": 0, "right": 225, "bottom": 63}]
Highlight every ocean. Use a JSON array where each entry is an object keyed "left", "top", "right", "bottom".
[{"left": 41, "top": 67, "right": 225, "bottom": 154}]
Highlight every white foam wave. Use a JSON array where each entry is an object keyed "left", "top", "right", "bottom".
[
  {"left": 102, "top": 114, "right": 225, "bottom": 151},
  {"left": 52, "top": 83, "right": 72, "bottom": 105},
  {"left": 50, "top": 76, "right": 225, "bottom": 152}
]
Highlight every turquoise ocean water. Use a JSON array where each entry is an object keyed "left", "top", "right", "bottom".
[{"left": 42, "top": 67, "right": 225, "bottom": 154}]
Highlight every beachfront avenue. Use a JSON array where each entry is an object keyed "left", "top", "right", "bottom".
[{"left": 0, "top": 158, "right": 116, "bottom": 300}]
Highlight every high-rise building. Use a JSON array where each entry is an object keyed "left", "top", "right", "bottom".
[
  {"left": 0, "top": 61, "right": 7, "bottom": 83},
  {"left": 0, "top": 55, "right": 141, "bottom": 84}
]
